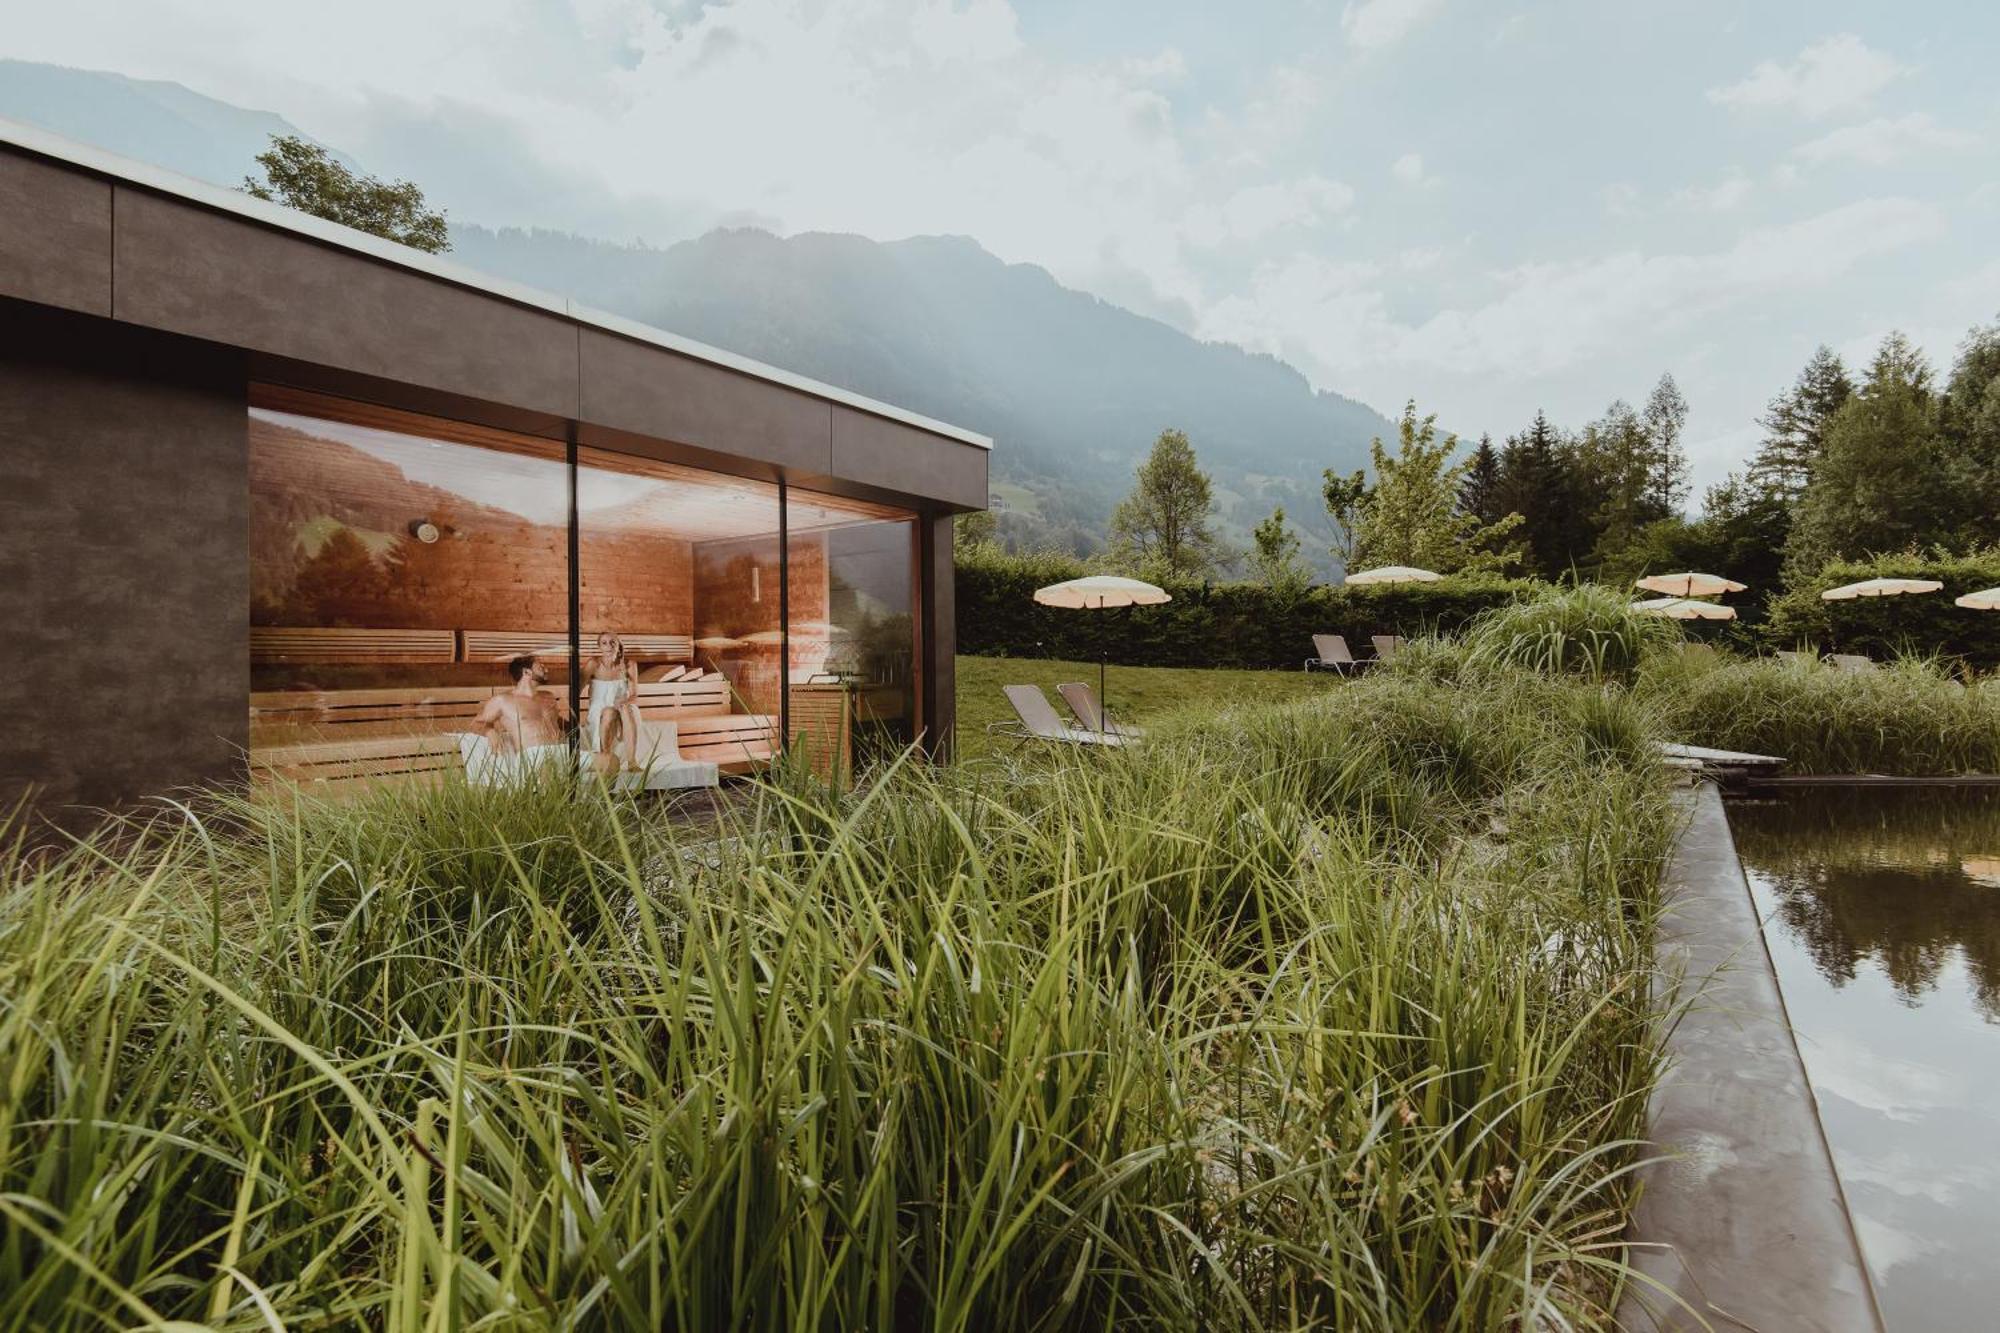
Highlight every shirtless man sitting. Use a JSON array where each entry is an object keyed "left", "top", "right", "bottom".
[{"left": 469, "top": 654, "right": 565, "bottom": 755}]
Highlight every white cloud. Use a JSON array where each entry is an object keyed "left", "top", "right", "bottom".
[
  {"left": 1199, "top": 175, "right": 1355, "bottom": 243},
  {"left": 1201, "top": 197, "right": 1946, "bottom": 386},
  {"left": 1341, "top": 0, "right": 1442, "bottom": 52},
  {"left": 1672, "top": 173, "right": 1753, "bottom": 212},
  {"left": 1600, "top": 182, "right": 1642, "bottom": 217},
  {"left": 1708, "top": 33, "right": 1909, "bottom": 118},
  {"left": 1392, "top": 151, "right": 1434, "bottom": 186},
  {"left": 1793, "top": 112, "right": 1979, "bottom": 167}
]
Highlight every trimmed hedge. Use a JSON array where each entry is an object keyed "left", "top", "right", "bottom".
[
  {"left": 954, "top": 546, "right": 1542, "bottom": 669},
  {"left": 1764, "top": 549, "right": 2000, "bottom": 670}
]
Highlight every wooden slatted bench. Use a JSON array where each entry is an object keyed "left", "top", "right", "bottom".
[
  {"left": 459, "top": 630, "right": 694, "bottom": 663},
  {"left": 250, "top": 681, "right": 775, "bottom": 791},
  {"left": 251, "top": 626, "right": 458, "bottom": 663}
]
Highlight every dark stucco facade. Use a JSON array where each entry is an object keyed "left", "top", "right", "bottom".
[{"left": 0, "top": 122, "right": 988, "bottom": 823}]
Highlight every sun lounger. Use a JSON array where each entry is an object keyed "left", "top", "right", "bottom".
[
  {"left": 1774, "top": 650, "right": 1813, "bottom": 666},
  {"left": 1371, "top": 635, "right": 1406, "bottom": 665},
  {"left": 1304, "top": 634, "right": 1359, "bottom": 674},
  {"left": 1828, "top": 653, "right": 1878, "bottom": 672},
  {"left": 1056, "top": 682, "right": 1143, "bottom": 738},
  {"left": 990, "top": 684, "right": 1127, "bottom": 748}
]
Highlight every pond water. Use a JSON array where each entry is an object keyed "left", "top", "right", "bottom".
[{"left": 1729, "top": 789, "right": 2000, "bottom": 1333}]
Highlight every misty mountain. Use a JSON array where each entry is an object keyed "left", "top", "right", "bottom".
[{"left": 1, "top": 59, "right": 1391, "bottom": 566}]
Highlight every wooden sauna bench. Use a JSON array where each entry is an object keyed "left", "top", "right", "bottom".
[{"left": 249, "top": 677, "right": 778, "bottom": 793}]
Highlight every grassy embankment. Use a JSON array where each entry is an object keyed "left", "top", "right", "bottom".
[{"left": 2, "top": 590, "right": 1683, "bottom": 1330}]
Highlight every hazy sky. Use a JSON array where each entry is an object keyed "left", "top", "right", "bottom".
[{"left": 10, "top": 0, "right": 1998, "bottom": 496}]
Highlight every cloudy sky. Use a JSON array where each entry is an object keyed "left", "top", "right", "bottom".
[{"left": 9, "top": 0, "right": 1997, "bottom": 497}]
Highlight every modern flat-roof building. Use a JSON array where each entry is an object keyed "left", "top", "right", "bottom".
[{"left": 0, "top": 119, "right": 989, "bottom": 818}]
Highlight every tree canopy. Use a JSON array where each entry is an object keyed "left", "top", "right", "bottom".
[
  {"left": 1346, "top": 402, "right": 1522, "bottom": 575},
  {"left": 1107, "top": 428, "right": 1225, "bottom": 580},
  {"left": 243, "top": 134, "right": 451, "bottom": 254}
]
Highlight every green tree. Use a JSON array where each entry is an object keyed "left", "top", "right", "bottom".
[
  {"left": 244, "top": 134, "right": 451, "bottom": 253},
  {"left": 953, "top": 508, "right": 999, "bottom": 554},
  {"left": 1495, "top": 411, "right": 1585, "bottom": 577},
  {"left": 1250, "top": 505, "right": 1311, "bottom": 595},
  {"left": 1457, "top": 434, "right": 1504, "bottom": 526},
  {"left": 1579, "top": 398, "right": 1663, "bottom": 570},
  {"left": 1749, "top": 345, "right": 1853, "bottom": 506},
  {"left": 1782, "top": 332, "right": 1943, "bottom": 581},
  {"left": 1351, "top": 402, "right": 1523, "bottom": 574},
  {"left": 1107, "top": 428, "right": 1222, "bottom": 580},
  {"left": 1322, "top": 467, "right": 1369, "bottom": 569},
  {"left": 1642, "top": 373, "right": 1691, "bottom": 514}
]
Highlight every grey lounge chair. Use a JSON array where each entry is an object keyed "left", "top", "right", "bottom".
[
  {"left": 990, "top": 684, "right": 1127, "bottom": 748},
  {"left": 1056, "top": 682, "right": 1143, "bottom": 738},
  {"left": 1371, "top": 635, "right": 1406, "bottom": 665},
  {"left": 1828, "top": 653, "right": 1878, "bottom": 672},
  {"left": 1774, "top": 649, "right": 1813, "bottom": 666},
  {"left": 1304, "top": 634, "right": 1359, "bottom": 674}
]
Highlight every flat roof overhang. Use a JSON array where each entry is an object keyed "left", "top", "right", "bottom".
[{"left": 0, "top": 117, "right": 990, "bottom": 514}]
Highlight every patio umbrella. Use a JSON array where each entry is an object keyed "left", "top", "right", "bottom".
[
  {"left": 1344, "top": 565, "right": 1441, "bottom": 586},
  {"left": 1954, "top": 587, "right": 2000, "bottom": 610},
  {"left": 1820, "top": 577, "right": 1943, "bottom": 601},
  {"left": 1633, "top": 596, "right": 1737, "bottom": 621},
  {"left": 1032, "top": 575, "right": 1172, "bottom": 729},
  {"left": 1636, "top": 571, "right": 1747, "bottom": 597}
]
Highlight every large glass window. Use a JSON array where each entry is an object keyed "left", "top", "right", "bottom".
[
  {"left": 785, "top": 490, "right": 919, "bottom": 777},
  {"left": 247, "top": 387, "right": 922, "bottom": 787},
  {"left": 576, "top": 448, "right": 783, "bottom": 773},
  {"left": 247, "top": 389, "right": 571, "bottom": 779}
]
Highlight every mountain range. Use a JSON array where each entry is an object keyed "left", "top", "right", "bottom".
[{"left": 0, "top": 58, "right": 1392, "bottom": 569}]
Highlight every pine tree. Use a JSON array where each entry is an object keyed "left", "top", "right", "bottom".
[
  {"left": 1457, "top": 434, "right": 1504, "bottom": 526},
  {"left": 1642, "top": 373, "right": 1691, "bottom": 514},
  {"left": 1749, "top": 346, "right": 1853, "bottom": 505},
  {"left": 1494, "top": 411, "right": 1577, "bottom": 577}
]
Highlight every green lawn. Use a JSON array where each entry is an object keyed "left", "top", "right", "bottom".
[{"left": 953, "top": 653, "right": 1328, "bottom": 759}]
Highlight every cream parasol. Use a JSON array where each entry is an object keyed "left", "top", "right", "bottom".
[
  {"left": 1954, "top": 587, "right": 2000, "bottom": 610},
  {"left": 1032, "top": 575, "right": 1172, "bottom": 728},
  {"left": 1633, "top": 596, "right": 1737, "bottom": 621},
  {"left": 1344, "top": 565, "right": 1441, "bottom": 586},
  {"left": 1636, "top": 571, "right": 1746, "bottom": 597},
  {"left": 1821, "top": 578, "right": 1943, "bottom": 601}
]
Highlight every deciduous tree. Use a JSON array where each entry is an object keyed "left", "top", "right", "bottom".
[
  {"left": 244, "top": 134, "right": 451, "bottom": 253},
  {"left": 1351, "top": 402, "right": 1522, "bottom": 574},
  {"left": 1107, "top": 428, "right": 1223, "bottom": 580}
]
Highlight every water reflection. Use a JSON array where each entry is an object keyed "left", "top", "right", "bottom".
[
  {"left": 1730, "top": 790, "right": 2000, "bottom": 1021},
  {"left": 1729, "top": 788, "right": 2000, "bottom": 1332}
]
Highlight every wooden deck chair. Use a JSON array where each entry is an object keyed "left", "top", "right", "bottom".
[
  {"left": 1056, "top": 682, "right": 1143, "bottom": 738},
  {"left": 1304, "top": 634, "right": 1359, "bottom": 674},
  {"left": 989, "top": 685, "right": 1126, "bottom": 748}
]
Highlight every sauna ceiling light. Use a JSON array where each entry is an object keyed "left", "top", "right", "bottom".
[{"left": 410, "top": 519, "right": 441, "bottom": 544}]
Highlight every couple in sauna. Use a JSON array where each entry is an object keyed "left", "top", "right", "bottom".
[{"left": 465, "top": 632, "right": 649, "bottom": 780}]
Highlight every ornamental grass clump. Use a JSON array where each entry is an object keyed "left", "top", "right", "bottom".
[
  {"left": 0, "top": 668, "right": 1675, "bottom": 1331},
  {"left": 1463, "top": 584, "right": 1680, "bottom": 681},
  {"left": 1642, "top": 651, "right": 2000, "bottom": 775}
]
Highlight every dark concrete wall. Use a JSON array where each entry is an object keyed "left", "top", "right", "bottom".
[
  {"left": 0, "top": 300, "right": 248, "bottom": 822},
  {"left": 921, "top": 515, "right": 958, "bottom": 759}
]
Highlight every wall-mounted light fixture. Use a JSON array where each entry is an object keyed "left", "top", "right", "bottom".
[{"left": 409, "top": 519, "right": 441, "bottom": 544}]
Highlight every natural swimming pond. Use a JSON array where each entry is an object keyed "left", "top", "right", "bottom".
[{"left": 1730, "top": 788, "right": 2000, "bottom": 1333}]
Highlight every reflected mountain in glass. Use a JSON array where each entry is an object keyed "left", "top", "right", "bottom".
[{"left": 1730, "top": 789, "right": 2000, "bottom": 1021}]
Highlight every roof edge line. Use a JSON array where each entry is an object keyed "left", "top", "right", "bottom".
[{"left": 0, "top": 114, "right": 993, "bottom": 451}]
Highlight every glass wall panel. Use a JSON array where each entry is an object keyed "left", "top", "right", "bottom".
[
  {"left": 784, "top": 489, "right": 919, "bottom": 778},
  {"left": 576, "top": 448, "right": 783, "bottom": 773},
  {"left": 247, "top": 388, "right": 572, "bottom": 778}
]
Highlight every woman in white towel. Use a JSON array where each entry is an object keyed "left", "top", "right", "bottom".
[{"left": 585, "top": 631, "right": 641, "bottom": 771}]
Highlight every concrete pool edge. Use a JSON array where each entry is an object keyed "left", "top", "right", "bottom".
[{"left": 1619, "top": 782, "right": 1885, "bottom": 1333}]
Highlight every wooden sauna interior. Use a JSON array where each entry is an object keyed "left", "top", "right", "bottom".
[{"left": 247, "top": 387, "right": 917, "bottom": 786}]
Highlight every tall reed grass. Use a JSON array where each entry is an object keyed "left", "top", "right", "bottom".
[
  {"left": 1, "top": 669, "right": 1675, "bottom": 1330},
  {"left": 1641, "top": 651, "right": 2000, "bottom": 775}
]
